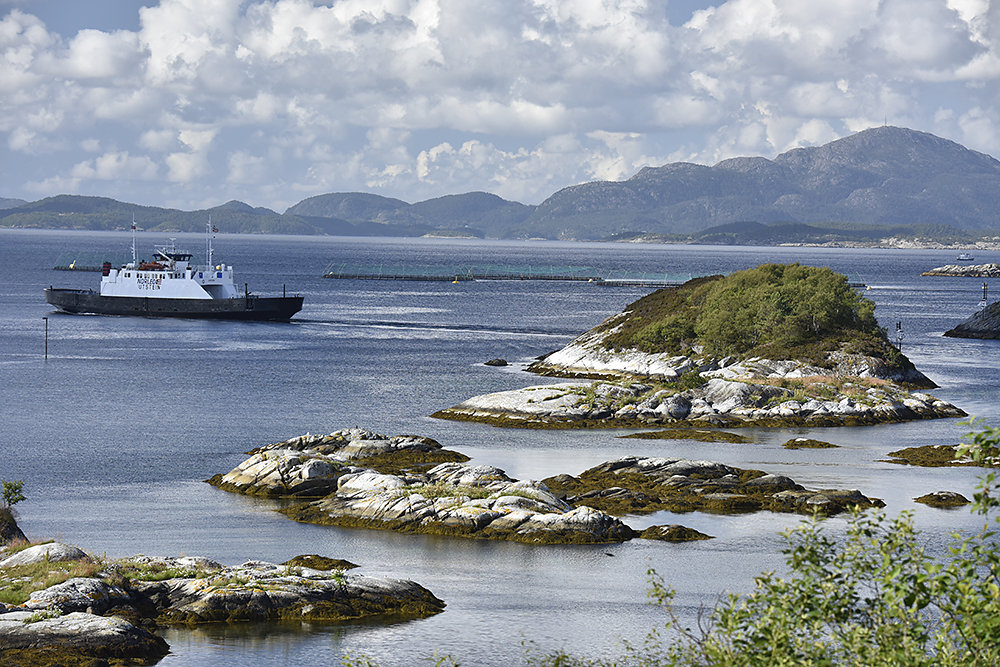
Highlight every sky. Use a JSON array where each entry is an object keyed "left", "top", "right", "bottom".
[{"left": 1, "top": 0, "right": 999, "bottom": 212}]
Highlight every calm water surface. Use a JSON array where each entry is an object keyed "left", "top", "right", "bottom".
[{"left": 1, "top": 229, "right": 998, "bottom": 665}]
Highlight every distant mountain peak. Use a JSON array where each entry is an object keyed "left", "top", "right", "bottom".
[{"left": 523, "top": 125, "right": 1000, "bottom": 238}]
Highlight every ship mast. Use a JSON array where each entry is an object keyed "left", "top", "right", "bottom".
[
  {"left": 131, "top": 214, "right": 137, "bottom": 266},
  {"left": 206, "top": 217, "right": 214, "bottom": 269}
]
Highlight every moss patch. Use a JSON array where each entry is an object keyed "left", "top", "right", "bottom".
[
  {"left": 620, "top": 428, "right": 752, "bottom": 443},
  {"left": 358, "top": 448, "right": 470, "bottom": 475},
  {"left": 782, "top": 438, "right": 839, "bottom": 449}
]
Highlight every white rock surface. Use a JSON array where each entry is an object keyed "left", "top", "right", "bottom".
[{"left": 0, "top": 543, "right": 89, "bottom": 568}]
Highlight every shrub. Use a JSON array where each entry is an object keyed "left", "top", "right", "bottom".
[{"left": 2, "top": 480, "right": 25, "bottom": 508}]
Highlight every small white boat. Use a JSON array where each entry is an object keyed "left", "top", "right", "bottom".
[{"left": 957, "top": 253, "right": 975, "bottom": 261}]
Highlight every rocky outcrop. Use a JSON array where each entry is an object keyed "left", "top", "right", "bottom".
[
  {"left": 0, "top": 611, "right": 169, "bottom": 665},
  {"left": 914, "top": 491, "right": 970, "bottom": 508},
  {"left": 884, "top": 444, "right": 998, "bottom": 467},
  {"left": 432, "top": 376, "right": 964, "bottom": 428},
  {"left": 282, "top": 461, "right": 636, "bottom": 545},
  {"left": 944, "top": 300, "right": 1000, "bottom": 339},
  {"left": 1, "top": 547, "right": 444, "bottom": 664},
  {"left": 124, "top": 558, "right": 444, "bottom": 624},
  {"left": 921, "top": 263, "right": 1000, "bottom": 277},
  {"left": 544, "top": 456, "right": 884, "bottom": 517},
  {"left": 207, "top": 428, "right": 469, "bottom": 497},
  {"left": 619, "top": 428, "right": 751, "bottom": 443},
  {"left": 639, "top": 524, "right": 713, "bottom": 541},
  {"left": 782, "top": 438, "right": 839, "bottom": 449},
  {"left": 529, "top": 320, "right": 936, "bottom": 388},
  {"left": 0, "top": 509, "right": 25, "bottom": 546},
  {"left": 0, "top": 543, "right": 89, "bottom": 568}
]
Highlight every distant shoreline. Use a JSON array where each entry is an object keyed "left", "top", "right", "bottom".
[{"left": 4, "top": 225, "right": 1000, "bottom": 251}]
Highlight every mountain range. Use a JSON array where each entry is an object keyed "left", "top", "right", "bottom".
[{"left": 3, "top": 126, "right": 999, "bottom": 243}]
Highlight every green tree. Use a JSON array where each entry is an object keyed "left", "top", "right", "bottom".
[{"left": 2, "top": 479, "right": 25, "bottom": 508}]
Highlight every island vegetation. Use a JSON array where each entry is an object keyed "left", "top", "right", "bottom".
[{"left": 597, "top": 263, "right": 907, "bottom": 372}]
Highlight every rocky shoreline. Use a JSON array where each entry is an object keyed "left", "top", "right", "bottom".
[
  {"left": 0, "top": 539, "right": 444, "bottom": 665},
  {"left": 944, "top": 300, "right": 1000, "bottom": 339},
  {"left": 921, "top": 262, "right": 1000, "bottom": 277},
  {"left": 432, "top": 373, "right": 964, "bottom": 429}
]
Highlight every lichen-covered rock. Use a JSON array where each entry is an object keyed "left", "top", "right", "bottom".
[
  {"left": 0, "top": 611, "right": 169, "bottom": 665},
  {"left": 0, "top": 548, "right": 444, "bottom": 664},
  {"left": 207, "top": 447, "right": 356, "bottom": 498},
  {"left": 639, "top": 524, "right": 713, "bottom": 541},
  {"left": 282, "top": 555, "right": 358, "bottom": 571},
  {"left": 24, "top": 577, "right": 133, "bottom": 616},
  {"left": 432, "top": 375, "right": 964, "bottom": 428},
  {"left": 914, "top": 491, "right": 971, "bottom": 508},
  {"left": 544, "top": 456, "right": 883, "bottom": 517},
  {"left": 282, "top": 461, "right": 635, "bottom": 545},
  {"left": 208, "top": 429, "right": 470, "bottom": 497},
  {"left": 130, "top": 560, "right": 444, "bottom": 624},
  {"left": 783, "top": 437, "right": 839, "bottom": 449},
  {"left": 528, "top": 308, "right": 936, "bottom": 388}
]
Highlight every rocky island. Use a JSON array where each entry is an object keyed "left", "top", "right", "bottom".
[
  {"left": 434, "top": 264, "right": 964, "bottom": 428},
  {"left": 921, "top": 263, "right": 1000, "bottom": 277},
  {"left": 0, "top": 535, "right": 444, "bottom": 665},
  {"left": 208, "top": 428, "right": 887, "bottom": 546},
  {"left": 944, "top": 300, "right": 1000, "bottom": 339}
]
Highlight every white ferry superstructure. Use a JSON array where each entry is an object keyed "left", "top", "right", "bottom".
[{"left": 45, "top": 223, "right": 303, "bottom": 320}]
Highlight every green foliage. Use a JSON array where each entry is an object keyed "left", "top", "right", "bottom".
[
  {"left": 2, "top": 479, "right": 25, "bottom": 508},
  {"left": 601, "top": 264, "right": 900, "bottom": 368}
]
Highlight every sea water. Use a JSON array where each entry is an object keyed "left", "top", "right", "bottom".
[{"left": 1, "top": 229, "right": 998, "bottom": 665}]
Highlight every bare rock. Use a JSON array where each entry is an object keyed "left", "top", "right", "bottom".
[
  {"left": 0, "top": 543, "right": 89, "bottom": 568},
  {"left": 0, "top": 611, "right": 168, "bottom": 665}
]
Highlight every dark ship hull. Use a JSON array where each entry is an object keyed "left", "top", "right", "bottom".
[{"left": 45, "top": 288, "right": 303, "bottom": 321}]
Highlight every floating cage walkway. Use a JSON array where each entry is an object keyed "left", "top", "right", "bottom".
[{"left": 321, "top": 262, "right": 691, "bottom": 287}]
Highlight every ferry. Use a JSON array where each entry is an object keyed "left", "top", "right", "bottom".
[
  {"left": 957, "top": 253, "right": 975, "bottom": 261},
  {"left": 44, "top": 223, "right": 303, "bottom": 320}
]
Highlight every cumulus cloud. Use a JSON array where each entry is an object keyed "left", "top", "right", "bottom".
[
  {"left": 0, "top": 0, "right": 999, "bottom": 209},
  {"left": 70, "top": 151, "right": 158, "bottom": 180}
]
